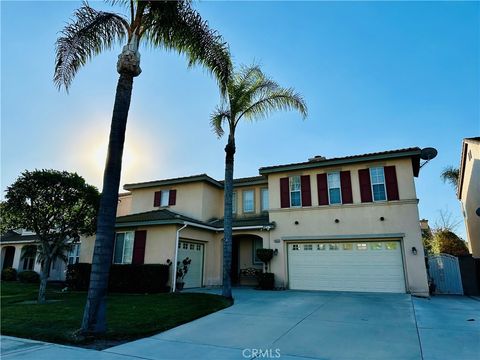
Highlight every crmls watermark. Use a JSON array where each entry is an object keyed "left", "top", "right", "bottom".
[{"left": 242, "top": 348, "right": 281, "bottom": 358}]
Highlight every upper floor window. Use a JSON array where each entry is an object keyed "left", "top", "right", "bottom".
[
  {"left": 68, "top": 243, "right": 80, "bottom": 265},
  {"left": 114, "top": 232, "right": 134, "bottom": 264},
  {"left": 261, "top": 188, "right": 269, "bottom": 212},
  {"left": 154, "top": 189, "right": 176, "bottom": 207},
  {"left": 327, "top": 172, "right": 341, "bottom": 204},
  {"left": 370, "top": 167, "right": 386, "bottom": 201},
  {"left": 290, "top": 176, "right": 301, "bottom": 207},
  {"left": 232, "top": 191, "right": 237, "bottom": 214},
  {"left": 243, "top": 190, "right": 255, "bottom": 213}
]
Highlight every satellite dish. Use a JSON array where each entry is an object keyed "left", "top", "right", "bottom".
[
  {"left": 420, "top": 147, "right": 438, "bottom": 161},
  {"left": 476, "top": 207, "right": 480, "bottom": 217}
]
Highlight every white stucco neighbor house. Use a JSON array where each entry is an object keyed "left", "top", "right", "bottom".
[
  {"left": 0, "top": 229, "right": 80, "bottom": 281},
  {"left": 457, "top": 137, "right": 480, "bottom": 258}
]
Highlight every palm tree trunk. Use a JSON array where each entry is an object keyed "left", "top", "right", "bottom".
[
  {"left": 37, "top": 257, "right": 52, "bottom": 304},
  {"left": 222, "top": 137, "right": 235, "bottom": 299},
  {"left": 80, "top": 52, "right": 140, "bottom": 334}
]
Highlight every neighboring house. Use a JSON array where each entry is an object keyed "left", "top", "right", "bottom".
[
  {"left": 0, "top": 229, "right": 81, "bottom": 281},
  {"left": 458, "top": 137, "right": 480, "bottom": 258},
  {"left": 79, "top": 147, "right": 429, "bottom": 296}
]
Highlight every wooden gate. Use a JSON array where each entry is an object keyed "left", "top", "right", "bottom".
[{"left": 428, "top": 254, "right": 463, "bottom": 295}]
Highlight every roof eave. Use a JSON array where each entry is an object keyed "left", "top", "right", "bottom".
[{"left": 259, "top": 150, "right": 422, "bottom": 175}]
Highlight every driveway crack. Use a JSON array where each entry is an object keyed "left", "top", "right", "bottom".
[{"left": 411, "top": 296, "right": 425, "bottom": 360}]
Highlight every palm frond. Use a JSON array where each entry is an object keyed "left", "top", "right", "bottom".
[
  {"left": 54, "top": 2, "right": 129, "bottom": 91},
  {"left": 441, "top": 166, "right": 459, "bottom": 190},
  {"left": 238, "top": 87, "right": 308, "bottom": 123},
  {"left": 143, "top": 1, "right": 231, "bottom": 94},
  {"left": 210, "top": 106, "right": 229, "bottom": 138}
]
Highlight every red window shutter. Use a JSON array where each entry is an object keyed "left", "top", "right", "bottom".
[
  {"left": 280, "top": 177, "right": 290, "bottom": 208},
  {"left": 317, "top": 173, "right": 329, "bottom": 205},
  {"left": 359, "top": 169, "right": 373, "bottom": 202},
  {"left": 384, "top": 166, "right": 399, "bottom": 201},
  {"left": 154, "top": 191, "right": 161, "bottom": 207},
  {"left": 132, "top": 230, "right": 147, "bottom": 265},
  {"left": 300, "top": 175, "right": 312, "bottom": 206},
  {"left": 168, "top": 189, "right": 177, "bottom": 206},
  {"left": 340, "top": 171, "right": 353, "bottom": 204}
]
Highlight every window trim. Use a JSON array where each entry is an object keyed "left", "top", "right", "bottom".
[
  {"left": 327, "top": 172, "right": 342, "bottom": 205},
  {"left": 67, "top": 243, "right": 81, "bottom": 265},
  {"left": 232, "top": 191, "right": 237, "bottom": 214},
  {"left": 242, "top": 189, "right": 255, "bottom": 214},
  {"left": 369, "top": 167, "right": 387, "bottom": 202},
  {"left": 252, "top": 238, "right": 263, "bottom": 264},
  {"left": 289, "top": 175, "right": 302, "bottom": 207},
  {"left": 113, "top": 231, "right": 135, "bottom": 264},
  {"left": 260, "top": 188, "right": 269, "bottom": 212}
]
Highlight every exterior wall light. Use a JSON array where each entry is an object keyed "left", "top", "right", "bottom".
[
  {"left": 411, "top": 247, "right": 417, "bottom": 255},
  {"left": 380, "top": 217, "right": 385, "bottom": 221},
  {"left": 294, "top": 221, "right": 299, "bottom": 225},
  {"left": 334, "top": 219, "right": 340, "bottom": 223}
]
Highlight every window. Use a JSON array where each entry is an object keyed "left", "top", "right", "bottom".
[
  {"left": 113, "top": 232, "right": 134, "bottom": 264},
  {"left": 329, "top": 244, "right": 339, "bottom": 250},
  {"left": 292, "top": 244, "right": 299, "bottom": 251},
  {"left": 327, "top": 172, "right": 342, "bottom": 204},
  {"left": 68, "top": 244, "right": 80, "bottom": 265},
  {"left": 304, "top": 244, "right": 313, "bottom": 251},
  {"left": 385, "top": 242, "right": 398, "bottom": 250},
  {"left": 356, "top": 243, "right": 368, "bottom": 251},
  {"left": 160, "top": 190, "right": 170, "bottom": 207},
  {"left": 196, "top": 244, "right": 201, "bottom": 251},
  {"left": 342, "top": 243, "right": 353, "bottom": 251},
  {"left": 21, "top": 246, "right": 36, "bottom": 271},
  {"left": 370, "top": 167, "right": 386, "bottom": 201},
  {"left": 253, "top": 238, "right": 263, "bottom": 264},
  {"left": 370, "top": 242, "right": 383, "bottom": 250},
  {"left": 243, "top": 190, "right": 255, "bottom": 213},
  {"left": 317, "top": 244, "right": 326, "bottom": 250},
  {"left": 261, "top": 188, "right": 269, "bottom": 212},
  {"left": 232, "top": 191, "right": 237, "bottom": 214},
  {"left": 290, "top": 176, "right": 301, "bottom": 207}
]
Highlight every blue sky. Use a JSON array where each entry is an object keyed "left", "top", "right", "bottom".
[{"left": 1, "top": 1, "right": 479, "bottom": 238}]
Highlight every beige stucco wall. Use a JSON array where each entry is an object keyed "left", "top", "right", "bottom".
[
  {"left": 129, "top": 182, "right": 224, "bottom": 221},
  {"left": 117, "top": 194, "right": 132, "bottom": 216},
  {"left": 460, "top": 140, "right": 480, "bottom": 257},
  {"left": 265, "top": 157, "right": 428, "bottom": 296}
]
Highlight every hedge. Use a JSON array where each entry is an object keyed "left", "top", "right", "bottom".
[
  {"left": 1, "top": 267, "right": 17, "bottom": 281},
  {"left": 66, "top": 263, "right": 170, "bottom": 293},
  {"left": 18, "top": 270, "right": 40, "bottom": 283}
]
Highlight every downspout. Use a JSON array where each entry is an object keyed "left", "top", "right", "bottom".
[{"left": 172, "top": 224, "right": 188, "bottom": 292}]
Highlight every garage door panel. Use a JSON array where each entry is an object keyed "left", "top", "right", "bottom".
[
  {"left": 288, "top": 241, "right": 406, "bottom": 293},
  {"left": 178, "top": 241, "right": 204, "bottom": 289}
]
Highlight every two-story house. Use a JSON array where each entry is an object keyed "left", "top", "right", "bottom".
[{"left": 78, "top": 147, "right": 429, "bottom": 296}]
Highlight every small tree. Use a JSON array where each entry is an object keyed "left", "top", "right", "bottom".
[
  {"left": 431, "top": 229, "right": 469, "bottom": 257},
  {"left": 3, "top": 170, "right": 100, "bottom": 303}
]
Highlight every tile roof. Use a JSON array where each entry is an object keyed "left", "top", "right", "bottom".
[
  {"left": 208, "top": 215, "right": 273, "bottom": 229},
  {"left": 124, "top": 174, "right": 223, "bottom": 190},
  {"left": 0, "top": 231, "right": 38, "bottom": 243},
  {"left": 259, "top": 147, "right": 422, "bottom": 175},
  {"left": 116, "top": 209, "right": 207, "bottom": 228}
]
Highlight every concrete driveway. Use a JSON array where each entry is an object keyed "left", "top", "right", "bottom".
[{"left": 2, "top": 288, "right": 479, "bottom": 360}]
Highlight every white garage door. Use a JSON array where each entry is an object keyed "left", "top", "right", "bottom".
[
  {"left": 288, "top": 241, "right": 406, "bottom": 293},
  {"left": 178, "top": 241, "right": 204, "bottom": 288}
]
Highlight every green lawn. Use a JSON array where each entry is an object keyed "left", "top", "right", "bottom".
[{"left": 1, "top": 281, "right": 231, "bottom": 348}]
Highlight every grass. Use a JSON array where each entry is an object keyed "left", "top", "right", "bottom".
[{"left": 1, "top": 281, "right": 231, "bottom": 348}]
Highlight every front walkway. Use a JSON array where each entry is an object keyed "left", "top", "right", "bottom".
[{"left": 2, "top": 288, "right": 479, "bottom": 360}]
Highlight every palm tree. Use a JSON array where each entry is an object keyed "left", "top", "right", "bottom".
[
  {"left": 441, "top": 166, "right": 460, "bottom": 191},
  {"left": 55, "top": 1, "right": 231, "bottom": 335},
  {"left": 211, "top": 65, "right": 307, "bottom": 299}
]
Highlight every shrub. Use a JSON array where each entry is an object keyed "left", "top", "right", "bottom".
[
  {"left": 18, "top": 270, "right": 40, "bottom": 283},
  {"left": 1, "top": 267, "right": 17, "bottom": 281},
  {"left": 66, "top": 263, "right": 92, "bottom": 291},
  {"left": 431, "top": 229, "right": 469, "bottom": 256},
  {"left": 66, "top": 263, "right": 170, "bottom": 293},
  {"left": 257, "top": 272, "right": 274, "bottom": 290},
  {"left": 256, "top": 248, "right": 273, "bottom": 264}
]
